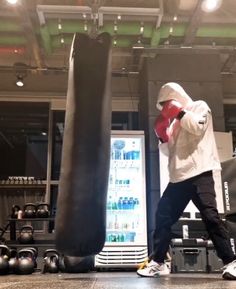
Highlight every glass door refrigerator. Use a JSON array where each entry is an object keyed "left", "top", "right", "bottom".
[{"left": 95, "top": 130, "right": 148, "bottom": 268}]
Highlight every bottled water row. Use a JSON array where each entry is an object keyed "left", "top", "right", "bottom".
[
  {"left": 106, "top": 232, "right": 136, "bottom": 242},
  {"left": 107, "top": 196, "right": 140, "bottom": 210}
]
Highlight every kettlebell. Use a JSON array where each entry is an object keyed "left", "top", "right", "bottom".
[
  {"left": 23, "top": 203, "right": 36, "bottom": 218},
  {"left": 43, "top": 249, "right": 59, "bottom": 273},
  {"left": 17, "top": 248, "right": 35, "bottom": 275},
  {"left": 25, "top": 247, "right": 38, "bottom": 268},
  {"left": 36, "top": 203, "right": 50, "bottom": 218},
  {"left": 11, "top": 205, "right": 21, "bottom": 219},
  {"left": 0, "top": 244, "right": 10, "bottom": 275},
  {"left": 18, "top": 225, "right": 34, "bottom": 244},
  {"left": 8, "top": 248, "right": 18, "bottom": 274}
]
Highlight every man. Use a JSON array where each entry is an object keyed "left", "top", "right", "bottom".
[{"left": 137, "top": 82, "right": 236, "bottom": 279}]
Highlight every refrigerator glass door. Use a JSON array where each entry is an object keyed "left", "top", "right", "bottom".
[{"left": 105, "top": 131, "right": 147, "bottom": 245}]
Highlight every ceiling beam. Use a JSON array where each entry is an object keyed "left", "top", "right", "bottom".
[
  {"left": 183, "top": 0, "right": 204, "bottom": 46},
  {"left": 15, "top": 0, "right": 45, "bottom": 68}
]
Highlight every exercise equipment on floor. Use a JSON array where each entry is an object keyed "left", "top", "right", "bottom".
[
  {"left": 36, "top": 203, "right": 50, "bottom": 218},
  {"left": 42, "top": 249, "right": 59, "bottom": 274},
  {"left": 25, "top": 247, "right": 38, "bottom": 268},
  {"left": 55, "top": 32, "right": 112, "bottom": 257},
  {"left": 18, "top": 225, "right": 34, "bottom": 244},
  {"left": 0, "top": 245, "right": 10, "bottom": 275},
  {"left": 17, "top": 248, "right": 36, "bottom": 275},
  {"left": 23, "top": 203, "right": 36, "bottom": 218},
  {"left": 8, "top": 248, "right": 18, "bottom": 274}
]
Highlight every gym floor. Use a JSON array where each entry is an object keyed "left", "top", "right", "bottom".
[{"left": 0, "top": 272, "right": 236, "bottom": 289}]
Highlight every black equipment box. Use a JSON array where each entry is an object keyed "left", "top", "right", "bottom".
[{"left": 171, "top": 238, "right": 207, "bottom": 273}]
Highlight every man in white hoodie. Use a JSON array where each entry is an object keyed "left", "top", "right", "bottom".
[{"left": 137, "top": 82, "right": 236, "bottom": 279}]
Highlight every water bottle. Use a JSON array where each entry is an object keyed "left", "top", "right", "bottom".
[
  {"left": 134, "top": 197, "right": 140, "bottom": 209},
  {"left": 117, "top": 234, "right": 121, "bottom": 242},
  {"left": 114, "top": 149, "right": 121, "bottom": 160},
  {"left": 123, "top": 197, "right": 128, "bottom": 210},
  {"left": 112, "top": 198, "right": 117, "bottom": 210},
  {"left": 109, "top": 234, "right": 113, "bottom": 242},
  {"left": 114, "top": 214, "right": 119, "bottom": 229},
  {"left": 128, "top": 197, "right": 134, "bottom": 209},
  {"left": 111, "top": 234, "right": 116, "bottom": 242},
  {"left": 107, "top": 196, "right": 112, "bottom": 210},
  {"left": 118, "top": 197, "right": 123, "bottom": 210}
]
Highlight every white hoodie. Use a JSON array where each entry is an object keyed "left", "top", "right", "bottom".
[{"left": 157, "top": 82, "right": 221, "bottom": 183}]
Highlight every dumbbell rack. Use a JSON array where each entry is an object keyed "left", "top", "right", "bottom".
[{"left": 6, "top": 217, "right": 56, "bottom": 271}]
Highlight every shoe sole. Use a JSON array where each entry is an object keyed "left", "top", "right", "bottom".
[
  {"left": 222, "top": 272, "right": 236, "bottom": 280},
  {"left": 137, "top": 271, "right": 170, "bottom": 278},
  {"left": 137, "top": 271, "right": 160, "bottom": 278}
]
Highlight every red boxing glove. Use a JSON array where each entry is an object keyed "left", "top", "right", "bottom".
[
  {"left": 154, "top": 115, "right": 170, "bottom": 143},
  {"left": 161, "top": 100, "right": 184, "bottom": 120}
]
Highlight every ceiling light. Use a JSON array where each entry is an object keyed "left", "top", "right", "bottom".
[
  {"left": 117, "top": 15, "right": 121, "bottom": 20},
  {"left": 173, "top": 15, "right": 178, "bottom": 21},
  {"left": 14, "top": 62, "right": 27, "bottom": 87},
  {"left": 16, "top": 75, "right": 24, "bottom": 87},
  {"left": 133, "top": 40, "right": 144, "bottom": 49},
  {"left": 6, "top": 0, "right": 18, "bottom": 4},
  {"left": 201, "top": 0, "right": 222, "bottom": 13}
]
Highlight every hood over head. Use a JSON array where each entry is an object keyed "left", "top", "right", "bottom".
[{"left": 156, "top": 82, "right": 193, "bottom": 110}]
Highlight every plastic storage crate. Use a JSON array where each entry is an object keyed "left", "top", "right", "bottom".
[{"left": 171, "top": 238, "right": 207, "bottom": 273}]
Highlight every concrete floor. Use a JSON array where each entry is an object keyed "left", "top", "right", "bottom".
[{"left": 0, "top": 272, "right": 236, "bottom": 289}]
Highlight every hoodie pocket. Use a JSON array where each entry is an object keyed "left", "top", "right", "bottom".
[{"left": 170, "top": 142, "right": 197, "bottom": 174}]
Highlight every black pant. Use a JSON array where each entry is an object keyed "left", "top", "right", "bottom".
[{"left": 152, "top": 171, "right": 235, "bottom": 265}]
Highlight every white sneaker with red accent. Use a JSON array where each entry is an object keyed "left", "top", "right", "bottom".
[{"left": 137, "top": 260, "right": 170, "bottom": 277}]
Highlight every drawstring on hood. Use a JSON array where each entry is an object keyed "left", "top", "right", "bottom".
[{"left": 156, "top": 82, "right": 193, "bottom": 111}]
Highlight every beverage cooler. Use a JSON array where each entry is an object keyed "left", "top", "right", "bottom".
[{"left": 95, "top": 130, "right": 148, "bottom": 268}]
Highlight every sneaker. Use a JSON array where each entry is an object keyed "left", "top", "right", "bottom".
[
  {"left": 137, "top": 260, "right": 170, "bottom": 277},
  {"left": 222, "top": 260, "right": 236, "bottom": 280}
]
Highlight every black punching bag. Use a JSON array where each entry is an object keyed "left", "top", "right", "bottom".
[{"left": 55, "top": 32, "right": 112, "bottom": 256}]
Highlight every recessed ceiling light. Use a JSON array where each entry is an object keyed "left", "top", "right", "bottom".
[
  {"left": 6, "top": 0, "right": 18, "bottom": 4},
  {"left": 16, "top": 76, "right": 24, "bottom": 87},
  {"left": 201, "top": 0, "right": 222, "bottom": 13}
]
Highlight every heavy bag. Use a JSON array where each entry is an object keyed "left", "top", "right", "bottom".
[
  {"left": 63, "top": 255, "right": 94, "bottom": 273},
  {"left": 55, "top": 32, "right": 112, "bottom": 256}
]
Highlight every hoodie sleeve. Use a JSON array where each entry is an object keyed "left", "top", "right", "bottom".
[{"left": 179, "top": 102, "right": 210, "bottom": 136}]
